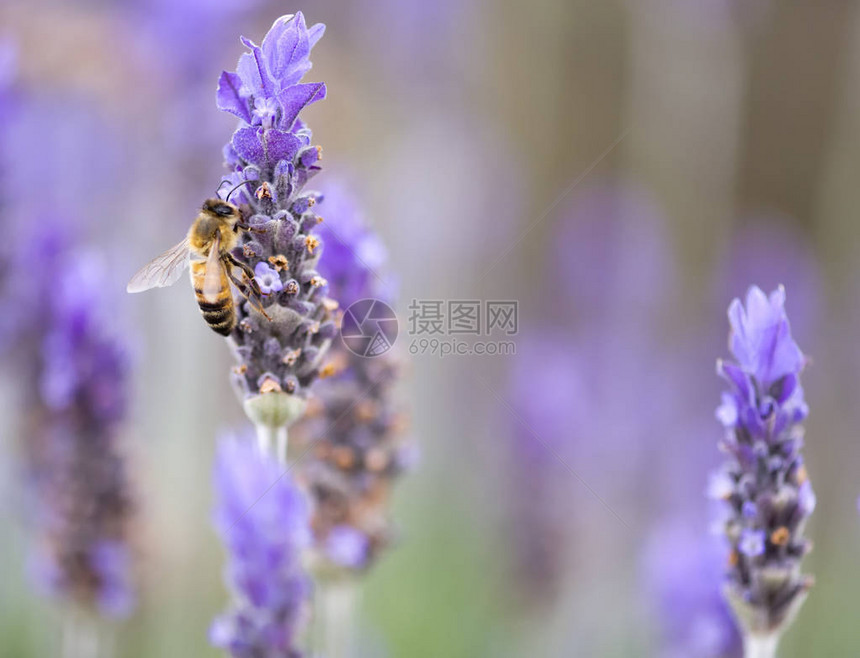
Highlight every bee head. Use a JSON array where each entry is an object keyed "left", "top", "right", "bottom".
[{"left": 203, "top": 198, "right": 240, "bottom": 220}]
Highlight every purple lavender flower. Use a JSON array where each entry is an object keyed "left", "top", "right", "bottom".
[
  {"left": 291, "top": 183, "right": 411, "bottom": 575},
  {"left": 549, "top": 178, "right": 678, "bottom": 327},
  {"left": 502, "top": 331, "right": 583, "bottom": 604},
  {"left": 214, "top": 14, "right": 338, "bottom": 417},
  {"left": 210, "top": 434, "right": 312, "bottom": 657},
  {"left": 644, "top": 521, "right": 742, "bottom": 658},
  {"left": 712, "top": 286, "right": 814, "bottom": 639},
  {"left": 323, "top": 526, "right": 371, "bottom": 570},
  {"left": 0, "top": 41, "right": 16, "bottom": 331},
  {"left": 505, "top": 182, "right": 683, "bottom": 604},
  {"left": 254, "top": 261, "right": 285, "bottom": 296},
  {"left": 315, "top": 182, "right": 391, "bottom": 308},
  {"left": 12, "top": 222, "right": 136, "bottom": 619},
  {"left": 0, "top": 44, "right": 16, "bottom": 205},
  {"left": 3, "top": 91, "right": 127, "bottom": 230},
  {"left": 297, "top": 353, "right": 409, "bottom": 576},
  {"left": 216, "top": 13, "right": 325, "bottom": 135}
]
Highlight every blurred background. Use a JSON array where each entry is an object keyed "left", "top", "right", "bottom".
[{"left": 2, "top": 1, "right": 860, "bottom": 656}]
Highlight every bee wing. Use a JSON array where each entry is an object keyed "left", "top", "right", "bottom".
[
  {"left": 202, "top": 231, "right": 224, "bottom": 304},
  {"left": 127, "top": 238, "right": 191, "bottom": 293}
]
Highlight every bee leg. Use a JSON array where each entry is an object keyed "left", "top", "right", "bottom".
[
  {"left": 222, "top": 253, "right": 269, "bottom": 307},
  {"left": 223, "top": 251, "right": 258, "bottom": 283},
  {"left": 225, "top": 266, "right": 272, "bottom": 322},
  {"left": 231, "top": 274, "right": 273, "bottom": 322},
  {"left": 241, "top": 272, "right": 265, "bottom": 302}
]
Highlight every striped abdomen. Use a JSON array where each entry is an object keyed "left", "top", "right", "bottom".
[{"left": 190, "top": 259, "right": 235, "bottom": 336}]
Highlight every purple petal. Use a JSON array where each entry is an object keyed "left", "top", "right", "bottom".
[
  {"left": 261, "top": 13, "right": 325, "bottom": 89},
  {"left": 216, "top": 71, "right": 251, "bottom": 123},
  {"left": 232, "top": 127, "right": 264, "bottom": 165},
  {"left": 717, "top": 360, "right": 753, "bottom": 405},
  {"left": 260, "top": 15, "right": 293, "bottom": 67},
  {"left": 739, "top": 529, "right": 766, "bottom": 557},
  {"left": 262, "top": 129, "right": 301, "bottom": 164},
  {"left": 236, "top": 41, "right": 274, "bottom": 100},
  {"left": 706, "top": 470, "right": 734, "bottom": 500},
  {"left": 236, "top": 51, "right": 261, "bottom": 96},
  {"left": 307, "top": 21, "right": 326, "bottom": 49},
  {"left": 729, "top": 285, "right": 804, "bottom": 386},
  {"left": 798, "top": 481, "right": 816, "bottom": 515},
  {"left": 249, "top": 42, "right": 275, "bottom": 98},
  {"left": 325, "top": 526, "right": 370, "bottom": 569},
  {"left": 727, "top": 298, "right": 750, "bottom": 365},
  {"left": 272, "top": 14, "right": 311, "bottom": 86},
  {"left": 277, "top": 82, "right": 326, "bottom": 130},
  {"left": 715, "top": 391, "right": 738, "bottom": 428}
]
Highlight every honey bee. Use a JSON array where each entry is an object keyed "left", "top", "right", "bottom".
[{"left": 127, "top": 191, "right": 270, "bottom": 336}]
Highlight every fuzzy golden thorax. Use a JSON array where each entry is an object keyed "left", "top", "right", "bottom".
[{"left": 188, "top": 199, "right": 242, "bottom": 255}]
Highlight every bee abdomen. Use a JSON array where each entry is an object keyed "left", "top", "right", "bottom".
[
  {"left": 191, "top": 263, "right": 235, "bottom": 336},
  {"left": 198, "top": 302, "right": 235, "bottom": 336}
]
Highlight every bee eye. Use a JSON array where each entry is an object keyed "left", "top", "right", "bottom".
[{"left": 212, "top": 203, "right": 234, "bottom": 217}]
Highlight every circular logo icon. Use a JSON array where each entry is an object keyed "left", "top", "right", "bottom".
[{"left": 341, "top": 298, "right": 398, "bottom": 357}]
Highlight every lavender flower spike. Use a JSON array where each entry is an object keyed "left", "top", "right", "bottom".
[
  {"left": 216, "top": 13, "right": 336, "bottom": 452},
  {"left": 644, "top": 521, "right": 742, "bottom": 657},
  {"left": 712, "top": 286, "right": 814, "bottom": 654},
  {"left": 291, "top": 183, "right": 412, "bottom": 577},
  {"left": 211, "top": 435, "right": 312, "bottom": 657},
  {"left": 4, "top": 222, "right": 136, "bottom": 620}
]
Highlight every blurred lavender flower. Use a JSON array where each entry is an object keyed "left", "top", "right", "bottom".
[
  {"left": 543, "top": 180, "right": 682, "bottom": 475},
  {"left": 4, "top": 93, "right": 127, "bottom": 230},
  {"left": 291, "top": 183, "right": 412, "bottom": 575},
  {"left": 644, "top": 522, "right": 742, "bottom": 658},
  {"left": 505, "top": 180, "right": 682, "bottom": 604},
  {"left": 0, "top": 41, "right": 16, "bottom": 324},
  {"left": 315, "top": 183, "right": 391, "bottom": 309},
  {"left": 637, "top": 224, "right": 821, "bottom": 657},
  {"left": 549, "top": 178, "right": 678, "bottom": 328},
  {"left": 210, "top": 434, "right": 312, "bottom": 657},
  {"left": 0, "top": 46, "right": 136, "bottom": 618},
  {"left": 503, "top": 331, "right": 582, "bottom": 605},
  {"left": 12, "top": 222, "right": 136, "bottom": 618},
  {"left": 712, "top": 286, "right": 814, "bottom": 643},
  {"left": 297, "top": 352, "right": 409, "bottom": 575},
  {"left": 214, "top": 14, "right": 338, "bottom": 429}
]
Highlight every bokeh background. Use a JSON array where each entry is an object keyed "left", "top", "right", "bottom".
[{"left": 2, "top": 1, "right": 860, "bottom": 656}]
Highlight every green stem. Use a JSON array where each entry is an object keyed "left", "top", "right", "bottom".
[
  {"left": 315, "top": 580, "right": 358, "bottom": 658},
  {"left": 744, "top": 632, "right": 780, "bottom": 658},
  {"left": 254, "top": 423, "right": 288, "bottom": 464},
  {"left": 61, "top": 610, "right": 100, "bottom": 658}
]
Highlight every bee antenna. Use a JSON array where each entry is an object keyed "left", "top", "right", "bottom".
[{"left": 218, "top": 179, "right": 255, "bottom": 204}]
